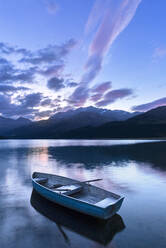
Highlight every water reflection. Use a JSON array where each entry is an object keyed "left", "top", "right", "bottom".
[
  {"left": 47, "top": 141, "right": 166, "bottom": 170},
  {"left": 0, "top": 140, "right": 166, "bottom": 248},
  {"left": 31, "top": 190, "right": 125, "bottom": 246}
]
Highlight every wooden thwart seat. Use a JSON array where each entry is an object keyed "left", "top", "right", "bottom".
[
  {"left": 53, "top": 184, "right": 83, "bottom": 196},
  {"left": 34, "top": 177, "right": 48, "bottom": 184},
  {"left": 95, "top": 197, "right": 116, "bottom": 208},
  {"left": 49, "top": 183, "right": 63, "bottom": 189}
]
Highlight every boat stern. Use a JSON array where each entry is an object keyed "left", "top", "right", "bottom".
[{"left": 103, "top": 197, "right": 125, "bottom": 219}]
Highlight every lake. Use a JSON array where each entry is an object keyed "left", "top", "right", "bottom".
[{"left": 0, "top": 139, "right": 166, "bottom": 248}]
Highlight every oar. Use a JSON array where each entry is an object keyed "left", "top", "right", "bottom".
[
  {"left": 56, "top": 224, "right": 71, "bottom": 245},
  {"left": 80, "top": 178, "right": 102, "bottom": 184},
  {"left": 50, "top": 178, "right": 102, "bottom": 189},
  {"left": 54, "top": 188, "right": 71, "bottom": 191}
]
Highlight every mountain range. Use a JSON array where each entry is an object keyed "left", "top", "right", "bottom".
[
  {"left": 1, "top": 106, "right": 166, "bottom": 139},
  {"left": 1, "top": 107, "right": 139, "bottom": 137},
  {"left": 0, "top": 116, "right": 32, "bottom": 134}
]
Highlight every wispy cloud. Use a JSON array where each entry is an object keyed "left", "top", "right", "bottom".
[
  {"left": 70, "top": 0, "right": 142, "bottom": 106},
  {"left": 153, "top": 47, "right": 166, "bottom": 59},
  {"left": 47, "top": 77, "right": 65, "bottom": 91},
  {"left": 0, "top": 85, "right": 29, "bottom": 93},
  {"left": 0, "top": 57, "right": 36, "bottom": 84},
  {"left": 83, "top": 0, "right": 142, "bottom": 83},
  {"left": 20, "top": 39, "right": 76, "bottom": 65},
  {"left": 0, "top": 39, "right": 77, "bottom": 119},
  {"left": 44, "top": 0, "right": 58, "bottom": 14},
  {"left": 132, "top": 97, "right": 166, "bottom": 112},
  {"left": 0, "top": 93, "right": 40, "bottom": 119},
  {"left": 95, "top": 88, "right": 133, "bottom": 107},
  {"left": 68, "top": 86, "right": 90, "bottom": 107},
  {"left": 35, "top": 110, "right": 54, "bottom": 120},
  {"left": 92, "top": 81, "right": 112, "bottom": 94},
  {"left": 85, "top": 0, "right": 108, "bottom": 34},
  {"left": 90, "top": 81, "right": 112, "bottom": 102},
  {"left": 39, "top": 64, "right": 64, "bottom": 78}
]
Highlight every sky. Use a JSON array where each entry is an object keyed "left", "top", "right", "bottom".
[{"left": 0, "top": 0, "right": 166, "bottom": 120}]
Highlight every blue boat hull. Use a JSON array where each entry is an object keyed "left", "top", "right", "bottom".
[{"left": 32, "top": 179, "right": 124, "bottom": 219}]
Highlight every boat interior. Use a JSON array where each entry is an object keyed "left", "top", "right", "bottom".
[{"left": 33, "top": 172, "right": 121, "bottom": 207}]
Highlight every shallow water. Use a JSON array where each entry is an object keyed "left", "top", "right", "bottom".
[{"left": 0, "top": 139, "right": 166, "bottom": 248}]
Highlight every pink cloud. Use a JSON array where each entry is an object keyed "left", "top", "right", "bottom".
[
  {"left": 92, "top": 81, "right": 112, "bottom": 94},
  {"left": 96, "top": 88, "right": 133, "bottom": 107},
  {"left": 85, "top": 0, "right": 108, "bottom": 34},
  {"left": 45, "top": 0, "right": 58, "bottom": 14},
  {"left": 82, "top": 0, "right": 142, "bottom": 83},
  {"left": 68, "top": 86, "right": 89, "bottom": 107},
  {"left": 90, "top": 93, "right": 102, "bottom": 102},
  {"left": 39, "top": 64, "right": 64, "bottom": 77},
  {"left": 90, "top": 81, "right": 112, "bottom": 102},
  {"left": 153, "top": 47, "right": 166, "bottom": 59},
  {"left": 70, "top": 0, "right": 142, "bottom": 107},
  {"left": 132, "top": 97, "right": 166, "bottom": 112}
]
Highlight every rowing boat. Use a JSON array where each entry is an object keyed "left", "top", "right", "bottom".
[
  {"left": 31, "top": 189, "right": 125, "bottom": 245},
  {"left": 32, "top": 172, "right": 124, "bottom": 219}
]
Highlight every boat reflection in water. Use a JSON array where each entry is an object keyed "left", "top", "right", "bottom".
[{"left": 30, "top": 190, "right": 125, "bottom": 246}]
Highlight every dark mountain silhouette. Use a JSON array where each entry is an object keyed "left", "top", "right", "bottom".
[
  {"left": 59, "top": 106, "right": 166, "bottom": 139},
  {"left": 0, "top": 116, "right": 32, "bottom": 135},
  {"left": 50, "top": 106, "right": 138, "bottom": 123},
  {"left": 2, "top": 106, "right": 166, "bottom": 139},
  {"left": 60, "top": 122, "right": 166, "bottom": 139},
  {"left": 127, "top": 106, "right": 166, "bottom": 124},
  {"left": 6, "top": 106, "right": 139, "bottom": 138}
]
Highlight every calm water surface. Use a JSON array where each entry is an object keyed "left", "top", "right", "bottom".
[{"left": 0, "top": 139, "right": 166, "bottom": 248}]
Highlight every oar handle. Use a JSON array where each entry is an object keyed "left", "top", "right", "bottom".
[
  {"left": 51, "top": 178, "right": 103, "bottom": 189},
  {"left": 54, "top": 188, "right": 70, "bottom": 191},
  {"left": 80, "top": 178, "right": 103, "bottom": 184}
]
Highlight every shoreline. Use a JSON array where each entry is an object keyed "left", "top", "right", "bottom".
[{"left": 1, "top": 137, "right": 166, "bottom": 141}]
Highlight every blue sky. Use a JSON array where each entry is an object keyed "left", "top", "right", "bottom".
[{"left": 0, "top": 0, "right": 166, "bottom": 119}]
